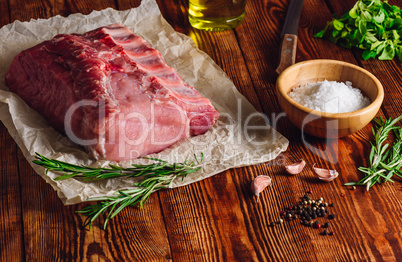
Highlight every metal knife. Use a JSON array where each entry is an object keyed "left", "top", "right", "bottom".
[{"left": 275, "top": 0, "right": 305, "bottom": 74}]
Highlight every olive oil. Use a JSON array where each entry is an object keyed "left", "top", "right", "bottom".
[{"left": 188, "top": 0, "right": 246, "bottom": 31}]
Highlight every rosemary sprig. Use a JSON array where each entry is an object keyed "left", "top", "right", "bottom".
[
  {"left": 33, "top": 153, "right": 203, "bottom": 229},
  {"left": 345, "top": 115, "right": 402, "bottom": 190}
]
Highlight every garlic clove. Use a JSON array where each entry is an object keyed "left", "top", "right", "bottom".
[
  {"left": 313, "top": 164, "right": 339, "bottom": 182},
  {"left": 285, "top": 160, "right": 306, "bottom": 175},
  {"left": 251, "top": 175, "right": 272, "bottom": 203}
]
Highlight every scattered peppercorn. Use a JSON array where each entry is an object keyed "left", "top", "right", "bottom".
[
  {"left": 272, "top": 193, "right": 337, "bottom": 235},
  {"left": 341, "top": 194, "right": 346, "bottom": 197},
  {"left": 329, "top": 232, "right": 335, "bottom": 236}
]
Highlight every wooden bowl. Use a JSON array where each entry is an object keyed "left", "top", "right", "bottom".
[{"left": 276, "top": 59, "right": 384, "bottom": 138}]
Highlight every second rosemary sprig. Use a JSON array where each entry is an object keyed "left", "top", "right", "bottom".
[{"left": 345, "top": 115, "right": 402, "bottom": 190}]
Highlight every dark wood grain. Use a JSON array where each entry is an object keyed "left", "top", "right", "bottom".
[
  {"left": 2, "top": 0, "right": 402, "bottom": 261},
  {"left": 0, "top": 123, "right": 24, "bottom": 262}
]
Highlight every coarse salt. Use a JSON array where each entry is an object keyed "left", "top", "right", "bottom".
[{"left": 288, "top": 80, "right": 370, "bottom": 113}]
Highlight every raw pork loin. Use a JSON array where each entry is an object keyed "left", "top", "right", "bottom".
[{"left": 5, "top": 24, "right": 219, "bottom": 161}]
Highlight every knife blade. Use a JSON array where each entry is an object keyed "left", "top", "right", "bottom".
[{"left": 275, "top": 0, "right": 305, "bottom": 74}]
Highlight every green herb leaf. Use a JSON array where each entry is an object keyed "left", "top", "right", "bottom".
[{"left": 314, "top": 0, "right": 402, "bottom": 61}]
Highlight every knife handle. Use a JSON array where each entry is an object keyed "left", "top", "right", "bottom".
[{"left": 275, "top": 34, "right": 297, "bottom": 74}]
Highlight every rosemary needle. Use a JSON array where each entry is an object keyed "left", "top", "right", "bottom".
[
  {"left": 345, "top": 115, "right": 402, "bottom": 190},
  {"left": 33, "top": 153, "right": 203, "bottom": 229}
]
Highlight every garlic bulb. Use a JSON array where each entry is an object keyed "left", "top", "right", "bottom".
[
  {"left": 285, "top": 160, "right": 306, "bottom": 175},
  {"left": 313, "top": 164, "right": 339, "bottom": 182},
  {"left": 251, "top": 175, "right": 272, "bottom": 203}
]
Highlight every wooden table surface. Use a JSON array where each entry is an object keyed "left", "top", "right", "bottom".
[{"left": 2, "top": 0, "right": 402, "bottom": 261}]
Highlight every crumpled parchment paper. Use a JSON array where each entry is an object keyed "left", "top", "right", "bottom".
[{"left": 0, "top": 0, "right": 289, "bottom": 205}]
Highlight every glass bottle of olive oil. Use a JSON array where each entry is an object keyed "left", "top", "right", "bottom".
[{"left": 188, "top": 0, "right": 246, "bottom": 31}]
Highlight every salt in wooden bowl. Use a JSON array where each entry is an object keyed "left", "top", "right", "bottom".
[{"left": 276, "top": 59, "right": 384, "bottom": 138}]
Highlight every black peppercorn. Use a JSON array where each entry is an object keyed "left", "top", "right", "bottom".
[
  {"left": 323, "top": 229, "right": 329, "bottom": 235},
  {"left": 328, "top": 214, "right": 336, "bottom": 219}
]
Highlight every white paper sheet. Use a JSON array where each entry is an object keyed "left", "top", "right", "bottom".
[{"left": 0, "top": 0, "right": 288, "bottom": 205}]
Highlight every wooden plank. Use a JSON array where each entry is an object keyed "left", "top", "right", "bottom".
[
  {"left": 159, "top": 170, "right": 261, "bottom": 261},
  {"left": 0, "top": 0, "right": 10, "bottom": 26},
  {"left": 0, "top": 122, "right": 24, "bottom": 262},
  {"left": 154, "top": 1, "right": 277, "bottom": 261},
  {"left": 8, "top": 0, "right": 116, "bottom": 21},
  {"left": 115, "top": 0, "right": 141, "bottom": 10},
  {"left": 323, "top": 0, "right": 402, "bottom": 260},
  {"left": 166, "top": 0, "right": 402, "bottom": 260},
  {"left": 0, "top": 3, "right": 24, "bottom": 262},
  {"left": 249, "top": 0, "right": 402, "bottom": 260}
]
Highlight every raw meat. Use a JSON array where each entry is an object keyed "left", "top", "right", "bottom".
[{"left": 5, "top": 24, "right": 219, "bottom": 161}]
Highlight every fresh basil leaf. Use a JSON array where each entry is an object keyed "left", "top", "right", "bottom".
[
  {"left": 366, "top": 32, "right": 378, "bottom": 43},
  {"left": 371, "top": 40, "right": 384, "bottom": 50},
  {"left": 378, "top": 41, "right": 395, "bottom": 60},
  {"left": 357, "top": 20, "right": 367, "bottom": 43},
  {"left": 314, "top": 29, "right": 326, "bottom": 38},
  {"left": 349, "top": 3, "right": 359, "bottom": 19},
  {"left": 374, "top": 11, "right": 385, "bottom": 23},
  {"left": 375, "top": 41, "right": 387, "bottom": 53},
  {"left": 332, "top": 29, "right": 341, "bottom": 37},
  {"left": 392, "top": 29, "right": 400, "bottom": 40},
  {"left": 333, "top": 19, "right": 345, "bottom": 30},
  {"left": 361, "top": 10, "right": 372, "bottom": 21},
  {"left": 362, "top": 49, "right": 378, "bottom": 60}
]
